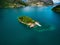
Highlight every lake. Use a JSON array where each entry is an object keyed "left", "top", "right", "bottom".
[{"left": 0, "top": 6, "right": 60, "bottom": 45}]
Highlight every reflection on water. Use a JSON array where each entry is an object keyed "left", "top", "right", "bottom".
[
  {"left": 36, "top": 25, "right": 56, "bottom": 32},
  {"left": 0, "top": 6, "right": 60, "bottom": 45}
]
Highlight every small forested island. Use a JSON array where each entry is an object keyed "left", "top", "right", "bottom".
[
  {"left": 52, "top": 5, "right": 60, "bottom": 12},
  {"left": 18, "top": 16, "right": 41, "bottom": 28}
]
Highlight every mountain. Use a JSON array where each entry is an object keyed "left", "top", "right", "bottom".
[
  {"left": 27, "top": 0, "right": 53, "bottom": 5},
  {"left": 0, "top": 0, "right": 28, "bottom": 8},
  {"left": 40, "top": 0, "right": 53, "bottom": 5}
]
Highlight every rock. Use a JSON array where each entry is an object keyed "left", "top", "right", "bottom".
[{"left": 52, "top": 5, "right": 60, "bottom": 12}]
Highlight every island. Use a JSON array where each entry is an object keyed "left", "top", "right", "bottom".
[
  {"left": 18, "top": 16, "right": 42, "bottom": 28},
  {"left": 52, "top": 5, "right": 60, "bottom": 12}
]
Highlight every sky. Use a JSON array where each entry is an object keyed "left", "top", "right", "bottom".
[
  {"left": 53, "top": 0, "right": 60, "bottom": 3},
  {"left": 22, "top": 0, "right": 60, "bottom": 3}
]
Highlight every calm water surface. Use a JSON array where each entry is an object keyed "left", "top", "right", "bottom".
[{"left": 0, "top": 6, "right": 60, "bottom": 45}]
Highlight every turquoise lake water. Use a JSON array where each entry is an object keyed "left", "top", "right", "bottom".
[{"left": 0, "top": 6, "right": 60, "bottom": 45}]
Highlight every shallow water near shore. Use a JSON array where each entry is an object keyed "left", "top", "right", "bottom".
[{"left": 0, "top": 6, "right": 60, "bottom": 45}]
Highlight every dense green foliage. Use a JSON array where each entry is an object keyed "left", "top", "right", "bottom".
[
  {"left": 17, "top": 0, "right": 28, "bottom": 6},
  {"left": 52, "top": 5, "right": 60, "bottom": 12},
  {"left": 0, "top": 0, "right": 28, "bottom": 8},
  {"left": 19, "top": 16, "right": 35, "bottom": 23},
  {"left": 0, "top": 0, "right": 8, "bottom": 7}
]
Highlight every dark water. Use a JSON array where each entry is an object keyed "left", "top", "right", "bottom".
[{"left": 0, "top": 6, "right": 60, "bottom": 45}]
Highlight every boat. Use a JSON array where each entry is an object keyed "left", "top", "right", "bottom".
[{"left": 18, "top": 16, "right": 42, "bottom": 28}]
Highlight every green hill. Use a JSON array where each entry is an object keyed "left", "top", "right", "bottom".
[
  {"left": 52, "top": 5, "right": 60, "bottom": 12},
  {"left": 0, "top": 0, "right": 28, "bottom": 8}
]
